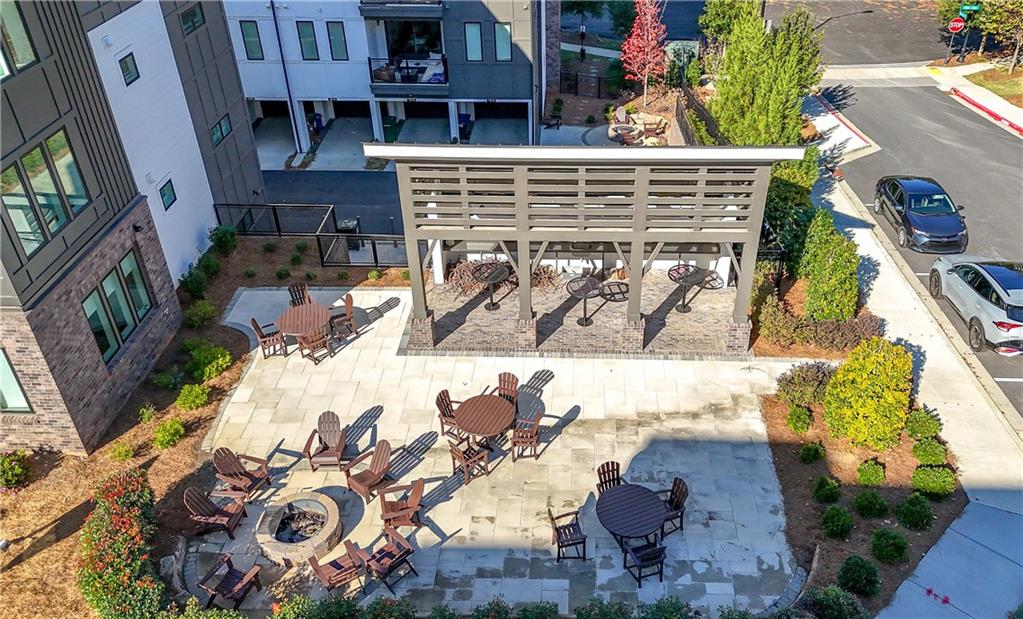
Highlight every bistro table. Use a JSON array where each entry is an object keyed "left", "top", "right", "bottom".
[
  {"left": 596, "top": 483, "right": 667, "bottom": 548},
  {"left": 276, "top": 302, "right": 331, "bottom": 337},
  {"left": 452, "top": 394, "right": 516, "bottom": 450},
  {"left": 667, "top": 264, "right": 706, "bottom": 314},
  {"left": 566, "top": 276, "right": 602, "bottom": 327},
  {"left": 471, "top": 262, "right": 510, "bottom": 311}
]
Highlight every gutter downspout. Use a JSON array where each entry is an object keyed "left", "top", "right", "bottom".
[{"left": 269, "top": 0, "right": 303, "bottom": 153}]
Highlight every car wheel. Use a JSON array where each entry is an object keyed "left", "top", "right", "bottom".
[
  {"left": 873, "top": 197, "right": 881, "bottom": 214},
  {"left": 928, "top": 270, "right": 942, "bottom": 299},
  {"left": 897, "top": 226, "right": 908, "bottom": 248},
  {"left": 968, "top": 318, "right": 985, "bottom": 352}
]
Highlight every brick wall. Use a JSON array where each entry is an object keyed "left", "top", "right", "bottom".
[
  {"left": 544, "top": 0, "right": 561, "bottom": 95},
  {"left": 1, "top": 199, "right": 181, "bottom": 454}
]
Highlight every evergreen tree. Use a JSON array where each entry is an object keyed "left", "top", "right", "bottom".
[{"left": 699, "top": 0, "right": 758, "bottom": 43}]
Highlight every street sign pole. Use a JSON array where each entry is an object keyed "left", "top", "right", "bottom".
[{"left": 944, "top": 30, "right": 958, "bottom": 65}]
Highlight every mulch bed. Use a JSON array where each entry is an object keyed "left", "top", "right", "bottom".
[
  {"left": 763, "top": 395, "right": 967, "bottom": 614},
  {"left": 0, "top": 236, "right": 410, "bottom": 618}
]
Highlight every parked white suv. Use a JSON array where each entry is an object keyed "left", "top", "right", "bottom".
[{"left": 929, "top": 256, "right": 1023, "bottom": 355}]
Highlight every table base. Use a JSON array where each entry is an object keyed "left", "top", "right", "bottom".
[
  {"left": 674, "top": 305, "right": 692, "bottom": 313},
  {"left": 577, "top": 317, "right": 594, "bottom": 327},
  {"left": 485, "top": 302, "right": 500, "bottom": 311}
]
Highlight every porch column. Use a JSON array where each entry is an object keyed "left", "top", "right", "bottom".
[
  {"left": 626, "top": 241, "right": 645, "bottom": 323},
  {"left": 448, "top": 101, "right": 459, "bottom": 142},
  {"left": 732, "top": 165, "right": 772, "bottom": 324},
  {"left": 290, "top": 98, "right": 311, "bottom": 153},
  {"left": 369, "top": 100, "right": 385, "bottom": 142},
  {"left": 517, "top": 240, "right": 532, "bottom": 320}
]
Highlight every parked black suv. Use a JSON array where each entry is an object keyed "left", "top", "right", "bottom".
[{"left": 873, "top": 176, "right": 968, "bottom": 253}]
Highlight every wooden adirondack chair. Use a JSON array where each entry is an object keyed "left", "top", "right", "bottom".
[
  {"left": 350, "top": 526, "right": 418, "bottom": 594},
  {"left": 251, "top": 318, "right": 286, "bottom": 358},
  {"left": 213, "top": 447, "right": 270, "bottom": 499},
  {"left": 342, "top": 439, "right": 392, "bottom": 501},
  {"left": 303, "top": 410, "right": 349, "bottom": 471},
  {"left": 448, "top": 436, "right": 489, "bottom": 485},
  {"left": 436, "top": 389, "right": 466, "bottom": 441},
  {"left": 183, "top": 487, "right": 247, "bottom": 539},
  {"left": 510, "top": 415, "right": 540, "bottom": 462},
  {"left": 197, "top": 554, "right": 262, "bottom": 609},
  {"left": 548, "top": 507, "right": 587, "bottom": 562},
  {"left": 297, "top": 325, "right": 332, "bottom": 364},
  {"left": 623, "top": 536, "right": 666, "bottom": 588},
  {"left": 288, "top": 282, "right": 311, "bottom": 307},
  {"left": 329, "top": 293, "right": 358, "bottom": 337},
  {"left": 379, "top": 478, "right": 425, "bottom": 528},
  {"left": 489, "top": 372, "right": 519, "bottom": 407},
  {"left": 596, "top": 460, "right": 622, "bottom": 495},
  {"left": 657, "top": 477, "right": 689, "bottom": 537},
  {"left": 308, "top": 540, "right": 366, "bottom": 594}
]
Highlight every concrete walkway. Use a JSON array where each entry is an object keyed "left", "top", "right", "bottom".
[{"left": 560, "top": 42, "right": 620, "bottom": 58}]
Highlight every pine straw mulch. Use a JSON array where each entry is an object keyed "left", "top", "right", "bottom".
[
  {"left": 0, "top": 236, "right": 410, "bottom": 619},
  {"left": 763, "top": 395, "right": 967, "bottom": 615}
]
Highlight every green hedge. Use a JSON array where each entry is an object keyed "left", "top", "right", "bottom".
[
  {"left": 185, "top": 342, "right": 232, "bottom": 383},
  {"left": 801, "top": 209, "right": 859, "bottom": 322},
  {"left": 759, "top": 295, "right": 882, "bottom": 350},
  {"left": 911, "top": 465, "right": 956, "bottom": 498},
  {"left": 837, "top": 555, "right": 879, "bottom": 596}
]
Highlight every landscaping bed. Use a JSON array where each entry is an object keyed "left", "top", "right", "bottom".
[{"left": 964, "top": 66, "right": 1023, "bottom": 107}]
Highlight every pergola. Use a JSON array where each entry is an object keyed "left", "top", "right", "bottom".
[{"left": 363, "top": 144, "right": 804, "bottom": 352}]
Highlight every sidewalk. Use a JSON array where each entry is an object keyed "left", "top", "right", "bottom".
[{"left": 560, "top": 42, "right": 621, "bottom": 58}]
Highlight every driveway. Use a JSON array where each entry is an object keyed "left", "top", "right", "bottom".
[{"left": 263, "top": 170, "right": 402, "bottom": 235}]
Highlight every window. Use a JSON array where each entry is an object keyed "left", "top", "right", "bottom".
[
  {"left": 327, "top": 21, "right": 348, "bottom": 61},
  {"left": 297, "top": 21, "right": 318, "bottom": 60},
  {"left": 1, "top": 46, "right": 10, "bottom": 79},
  {"left": 384, "top": 21, "right": 441, "bottom": 57},
  {"left": 159, "top": 179, "right": 177, "bottom": 209},
  {"left": 46, "top": 130, "right": 89, "bottom": 213},
  {"left": 240, "top": 20, "right": 263, "bottom": 60},
  {"left": 464, "top": 22, "right": 482, "bottom": 62},
  {"left": 210, "top": 114, "right": 232, "bottom": 147},
  {"left": 0, "top": 350, "right": 31, "bottom": 413},
  {"left": 0, "top": 2, "right": 37, "bottom": 73},
  {"left": 180, "top": 3, "right": 205, "bottom": 35},
  {"left": 21, "top": 146, "right": 67, "bottom": 234},
  {"left": 494, "top": 22, "right": 511, "bottom": 61},
  {"left": 81, "top": 250, "right": 152, "bottom": 363},
  {"left": 1, "top": 166, "right": 44, "bottom": 255},
  {"left": 118, "top": 52, "right": 139, "bottom": 86}
]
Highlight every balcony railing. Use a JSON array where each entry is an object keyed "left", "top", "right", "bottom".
[
  {"left": 359, "top": 0, "right": 443, "bottom": 19},
  {"left": 368, "top": 56, "right": 448, "bottom": 86}
]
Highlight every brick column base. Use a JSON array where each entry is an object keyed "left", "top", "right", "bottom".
[
  {"left": 408, "top": 312, "right": 436, "bottom": 349},
  {"left": 515, "top": 319, "right": 537, "bottom": 350},
  {"left": 725, "top": 319, "right": 753, "bottom": 354},
  {"left": 623, "top": 318, "right": 645, "bottom": 352}
]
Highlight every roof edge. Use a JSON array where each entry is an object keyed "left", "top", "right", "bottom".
[{"left": 363, "top": 143, "right": 806, "bottom": 163}]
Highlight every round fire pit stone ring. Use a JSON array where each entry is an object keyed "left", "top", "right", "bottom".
[{"left": 255, "top": 490, "right": 342, "bottom": 567}]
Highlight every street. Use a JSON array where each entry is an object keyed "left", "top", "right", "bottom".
[{"left": 263, "top": 170, "right": 402, "bottom": 235}]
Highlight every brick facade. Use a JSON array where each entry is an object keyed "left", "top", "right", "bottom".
[
  {"left": 544, "top": 0, "right": 561, "bottom": 95},
  {"left": 408, "top": 312, "right": 436, "bottom": 349},
  {"left": 1, "top": 199, "right": 180, "bottom": 454},
  {"left": 725, "top": 319, "right": 753, "bottom": 354}
]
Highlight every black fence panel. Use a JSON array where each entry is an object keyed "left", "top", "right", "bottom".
[
  {"left": 679, "top": 84, "right": 728, "bottom": 145},
  {"left": 214, "top": 203, "right": 335, "bottom": 236},
  {"left": 559, "top": 72, "right": 619, "bottom": 99}
]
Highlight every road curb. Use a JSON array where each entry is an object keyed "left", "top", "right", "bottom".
[
  {"left": 835, "top": 178, "right": 1023, "bottom": 449},
  {"left": 948, "top": 87, "right": 1023, "bottom": 138}
]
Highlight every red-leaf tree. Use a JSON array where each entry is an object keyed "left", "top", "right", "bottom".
[{"left": 621, "top": 0, "right": 667, "bottom": 106}]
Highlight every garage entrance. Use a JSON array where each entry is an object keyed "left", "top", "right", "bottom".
[{"left": 470, "top": 101, "right": 529, "bottom": 145}]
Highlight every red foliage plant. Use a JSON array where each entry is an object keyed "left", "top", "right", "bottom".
[{"left": 621, "top": 0, "right": 668, "bottom": 105}]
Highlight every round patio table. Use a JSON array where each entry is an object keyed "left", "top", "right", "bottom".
[
  {"left": 600, "top": 281, "right": 629, "bottom": 303},
  {"left": 566, "top": 276, "right": 602, "bottom": 327},
  {"left": 596, "top": 483, "right": 666, "bottom": 540},
  {"left": 471, "top": 262, "right": 510, "bottom": 311},
  {"left": 453, "top": 394, "right": 516, "bottom": 450},
  {"left": 276, "top": 302, "right": 331, "bottom": 337},
  {"left": 668, "top": 264, "right": 706, "bottom": 314}
]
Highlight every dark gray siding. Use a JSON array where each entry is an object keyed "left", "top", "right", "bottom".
[
  {"left": 0, "top": 1, "right": 138, "bottom": 308},
  {"left": 442, "top": 0, "right": 534, "bottom": 100}
]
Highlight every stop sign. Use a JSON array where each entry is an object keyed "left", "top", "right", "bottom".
[{"left": 948, "top": 17, "right": 966, "bottom": 33}]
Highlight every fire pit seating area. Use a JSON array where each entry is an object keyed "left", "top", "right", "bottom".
[
  {"left": 255, "top": 491, "right": 342, "bottom": 567},
  {"left": 608, "top": 106, "right": 669, "bottom": 146}
]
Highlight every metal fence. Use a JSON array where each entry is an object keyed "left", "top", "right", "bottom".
[
  {"left": 677, "top": 84, "right": 728, "bottom": 145},
  {"left": 559, "top": 71, "right": 619, "bottom": 99},
  {"left": 316, "top": 234, "right": 416, "bottom": 268}
]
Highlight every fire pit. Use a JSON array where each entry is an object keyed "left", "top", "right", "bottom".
[{"left": 256, "top": 491, "right": 342, "bottom": 566}]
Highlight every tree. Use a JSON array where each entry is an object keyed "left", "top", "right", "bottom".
[
  {"left": 699, "top": 0, "right": 758, "bottom": 42},
  {"left": 562, "top": 0, "right": 607, "bottom": 32},
  {"left": 620, "top": 0, "right": 667, "bottom": 106},
  {"left": 608, "top": 0, "right": 637, "bottom": 38},
  {"left": 984, "top": 0, "right": 1023, "bottom": 72}
]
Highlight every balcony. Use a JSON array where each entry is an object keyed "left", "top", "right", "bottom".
[
  {"left": 368, "top": 56, "right": 449, "bottom": 97},
  {"left": 359, "top": 0, "right": 443, "bottom": 19}
]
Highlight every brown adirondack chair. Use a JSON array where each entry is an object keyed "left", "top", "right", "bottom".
[
  {"left": 329, "top": 293, "right": 357, "bottom": 337},
  {"left": 213, "top": 447, "right": 270, "bottom": 499},
  {"left": 308, "top": 540, "right": 366, "bottom": 594},
  {"left": 596, "top": 460, "right": 622, "bottom": 495},
  {"left": 342, "top": 439, "right": 392, "bottom": 501},
  {"left": 449, "top": 436, "right": 489, "bottom": 485},
  {"left": 288, "top": 282, "right": 311, "bottom": 307},
  {"left": 623, "top": 536, "right": 666, "bottom": 588},
  {"left": 350, "top": 526, "right": 418, "bottom": 594},
  {"left": 379, "top": 478, "right": 425, "bottom": 528},
  {"left": 183, "top": 487, "right": 247, "bottom": 539},
  {"left": 297, "top": 325, "right": 332, "bottom": 364},
  {"left": 197, "top": 554, "right": 262, "bottom": 610},
  {"left": 303, "top": 410, "right": 348, "bottom": 471},
  {"left": 548, "top": 507, "right": 587, "bottom": 562},
  {"left": 489, "top": 372, "right": 518, "bottom": 407},
  {"left": 510, "top": 415, "right": 540, "bottom": 462},
  {"left": 436, "top": 389, "right": 466, "bottom": 441},
  {"left": 657, "top": 477, "right": 689, "bottom": 537},
  {"left": 251, "top": 318, "right": 286, "bottom": 358}
]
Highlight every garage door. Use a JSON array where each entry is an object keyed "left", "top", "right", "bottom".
[
  {"left": 333, "top": 101, "right": 371, "bottom": 117},
  {"left": 404, "top": 102, "right": 448, "bottom": 118},
  {"left": 474, "top": 102, "right": 528, "bottom": 119}
]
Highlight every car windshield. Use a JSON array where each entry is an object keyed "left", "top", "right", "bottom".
[{"left": 908, "top": 193, "right": 956, "bottom": 214}]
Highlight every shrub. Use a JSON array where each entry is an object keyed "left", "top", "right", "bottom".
[
  {"left": 138, "top": 403, "right": 157, "bottom": 424},
  {"left": 573, "top": 597, "right": 632, "bottom": 619},
  {"left": 77, "top": 469, "right": 164, "bottom": 618},
  {"left": 180, "top": 337, "right": 210, "bottom": 353},
  {"left": 906, "top": 408, "right": 941, "bottom": 439},
  {"left": 637, "top": 597, "right": 700, "bottom": 619},
  {"left": 759, "top": 295, "right": 802, "bottom": 346},
  {"left": 175, "top": 384, "right": 210, "bottom": 411},
  {"left": 823, "top": 337, "right": 913, "bottom": 451},
  {"left": 295, "top": 241, "right": 309, "bottom": 254},
  {"left": 777, "top": 361, "right": 835, "bottom": 407},
  {"left": 179, "top": 264, "right": 207, "bottom": 300},
  {"left": 271, "top": 594, "right": 360, "bottom": 619},
  {"left": 364, "top": 597, "right": 416, "bottom": 619},
  {"left": 158, "top": 597, "right": 246, "bottom": 618},
  {"left": 427, "top": 605, "right": 461, "bottom": 619},
  {"left": 338, "top": 271, "right": 350, "bottom": 281},
  {"left": 871, "top": 528, "right": 908, "bottom": 564},
  {"left": 772, "top": 145, "right": 821, "bottom": 191},
  {"left": 109, "top": 441, "right": 134, "bottom": 462},
  {"left": 0, "top": 450, "right": 29, "bottom": 490},
  {"left": 913, "top": 438, "right": 947, "bottom": 465},
  {"left": 857, "top": 460, "right": 885, "bottom": 486},
  {"left": 800, "top": 585, "right": 869, "bottom": 619},
  {"left": 895, "top": 493, "right": 934, "bottom": 530},
  {"left": 275, "top": 267, "right": 291, "bottom": 280},
  {"left": 243, "top": 268, "right": 256, "bottom": 278},
  {"left": 469, "top": 597, "right": 513, "bottom": 619},
  {"left": 687, "top": 110, "right": 714, "bottom": 145},
  {"left": 184, "top": 299, "right": 217, "bottom": 328},
  {"left": 516, "top": 602, "right": 559, "bottom": 619},
  {"left": 263, "top": 241, "right": 277, "bottom": 254},
  {"left": 185, "top": 343, "right": 232, "bottom": 382},
  {"left": 304, "top": 271, "right": 316, "bottom": 281},
  {"left": 801, "top": 313, "right": 884, "bottom": 350},
  {"left": 822, "top": 505, "right": 853, "bottom": 539},
  {"left": 208, "top": 225, "right": 238, "bottom": 256},
  {"left": 197, "top": 252, "right": 221, "bottom": 278},
  {"left": 401, "top": 269, "right": 411, "bottom": 281},
  {"left": 765, "top": 177, "right": 816, "bottom": 274},
  {"left": 153, "top": 417, "right": 186, "bottom": 449},
  {"left": 798, "top": 207, "right": 837, "bottom": 279},
  {"left": 853, "top": 490, "right": 888, "bottom": 518},
  {"left": 290, "top": 253, "right": 303, "bottom": 265},
  {"left": 798, "top": 442, "right": 824, "bottom": 464},
  {"left": 368, "top": 270, "right": 381, "bottom": 280},
  {"left": 152, "top": 366, "right": 184, "bottom": 390},
  {"left": 625, "top": 103, "right": 637, "bottom": 115},
  {"left": 717, "top": 609, "right": 753, "bottom": 619},
  {"left": 685, "top": 57, "right": 702, "bottom": 86},
  {"left": 812, "top": 475, "right": 840, "bottom": 503},
  {"left": 803, "top": 211, "right": 859, "bottom": 322},
  {"left": 787, "top": 405, "right": 813, "bottom": 434},
  {"left": 583, "top": 114, "right": 596, "bottom": 124},
  {"left": 749, "top": 260, "right": 777, "bottom": 318},
  {"left": 911, "top": 465, "right": 956, "bottom": 498},
  {"left": 837, "top": 555, "right": 879, "bottom": 596}
]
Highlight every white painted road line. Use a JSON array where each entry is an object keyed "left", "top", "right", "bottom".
[
  {"left": 915, "top": 273, "right": 929, "bottom": 277},
  {"left": 993, "top": 378, "right": 1023, "bottom": 383}
]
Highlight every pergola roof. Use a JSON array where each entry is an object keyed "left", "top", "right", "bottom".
[{"left": 363, "top": 144, "right": 806, "bottom": 164}]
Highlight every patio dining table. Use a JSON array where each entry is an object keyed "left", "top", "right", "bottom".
[
  {"left": 276, "top": 302, "right": 331, "bottom": 337},
  {"left": 596, "top": 483, "right": 666, "bottom": 541},
  {"left": 453, "top": 394, "right": 516, "bottom": 450}
]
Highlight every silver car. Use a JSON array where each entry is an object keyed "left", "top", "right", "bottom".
[{"left": 929, "top": 255, "right": 1023, "bottom": 355}]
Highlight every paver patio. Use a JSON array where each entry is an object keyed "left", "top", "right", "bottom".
[{"left": 197, "top": 288, "right": 801, "bottom": 616}]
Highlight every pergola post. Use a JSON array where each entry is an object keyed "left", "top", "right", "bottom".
[
  {"left": 513, "top": 168, "right": 536, "bottom": 348},
  {"left": 727, "top": 164, "right": 772, "bottom": 352},
  {"left": 396, "top": 163, "right": 435, "bottom": 347}
]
